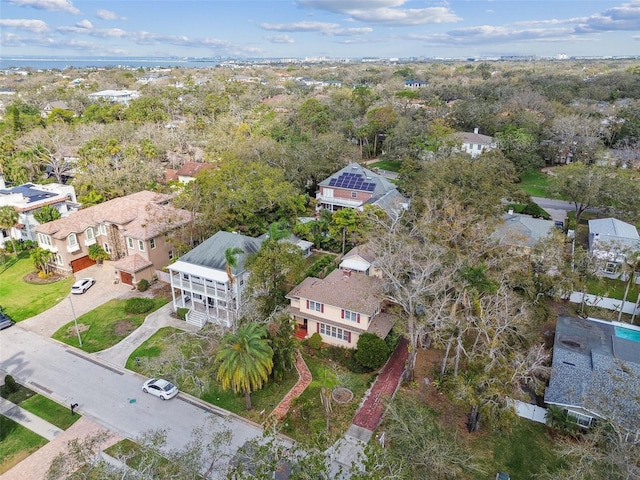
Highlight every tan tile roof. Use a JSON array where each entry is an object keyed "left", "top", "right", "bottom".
[
  {"left": 287, "top": 268, "right": 383, "bottom": 314},
  {"left": 177, "top": 162, "right": 213, "bottom": 177},
  {"left": 35, "top": 191, "right": 192, "bottom": 240},
  {"left": 113, "top": 253, "right": 153, "bottom": 273}
]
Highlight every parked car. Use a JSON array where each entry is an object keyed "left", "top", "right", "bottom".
[
  {"left": 142, "top": 378, "right": 179, "bottom": 400},
  {"left": 0, "top": 311, "right": 15, "bottom": 330},
  {"left": 71, "top": 277, "right": 95, "bottom": 294}
]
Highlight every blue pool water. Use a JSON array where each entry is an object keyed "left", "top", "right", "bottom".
[{"left": 615, "top": 326, "right": 640, "bottom": 342}]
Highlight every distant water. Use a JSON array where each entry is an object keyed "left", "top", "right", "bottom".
[{"left": 0, "top": 57, "right": 222, "bottom": 70}]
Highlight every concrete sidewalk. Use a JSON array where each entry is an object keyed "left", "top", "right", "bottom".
[
  {"left": 94, "top": 303, "right": 198, "bottom": 367},
  {"left": 0, "top": 397, "right": 63, "bottom": 441}
]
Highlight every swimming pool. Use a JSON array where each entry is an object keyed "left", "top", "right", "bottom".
[{"left": 615, "top": 326, "right": 640, "bottom": 342}]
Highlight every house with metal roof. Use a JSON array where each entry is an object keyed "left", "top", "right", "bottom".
[
  {"left": 168, "top": 231, "right": 264, "bottom": 328},
  {"left": 315, "top": 163, "right": 407, "bottom": 216},
  {"left": 492, "top": 212, "right": 556, "bottom": 254},
  {"left": 544, "top": 315, "right": 640, "bottom": 435},
  {"left": 0, "top": 178, "right": 78, "bottom": 248},
  {"left": 588, "top": 217, "right": 640, "bottom": 279}
]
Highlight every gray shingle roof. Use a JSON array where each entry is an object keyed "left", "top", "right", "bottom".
[
  {"left": 544, "top": 315, "right": 640, "bottom": 431},
  {"left": 493, "top": 213, "right": 555, "bottom": 248}
]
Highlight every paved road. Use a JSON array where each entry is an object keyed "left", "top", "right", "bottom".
[{"left": 0, "top": 325, "right": 262, "bottom": 476}]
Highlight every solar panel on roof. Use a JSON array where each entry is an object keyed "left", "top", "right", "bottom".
[
  {"left": 367, "top": 184, "right": 376, "bottom": 191},
  {"left": 329, "top": 179, "right": 337, "bottom": 186}
]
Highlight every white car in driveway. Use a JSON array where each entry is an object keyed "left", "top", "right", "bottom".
[
  {"left": 142, "top": 378, "right": 179, "bottom": 400},
  {"left": 71, "top": 277, "right": 95, "bottom": 294}
]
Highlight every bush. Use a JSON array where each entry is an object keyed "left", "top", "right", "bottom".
[
  {"left": 124, "top": 297, "right": 155, "bottom": 314},
  {"left": 305, "top": 255, "right": 335, "bottom": 278},
  {"left": 176, "top": 307, "right": 188, "bottom": 320},
  {"left": 355, "top": 333, "right": 390, "bottom": 370},
  {"left": 322, "top": 345, "right": 371, "bottom": 373},
  {"left": 384, "top": 327, "right": 402, "bottom": 352},
  {"left": 308, "top": 332, "right": 323, "bottom": 350},
  {"left": 136, "top": 279, "right": 149, "bottom": 292},
  {"left": 4, "top": 375, "right": 18, "bottom": 394}
]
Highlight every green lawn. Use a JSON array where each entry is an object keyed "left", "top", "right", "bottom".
[
  {"left": 0, "top": 252, "right": 74, "bottom": 321},
  {"left": 19, "top": 394, "right": 81, "bottom": 430},
  {"left": 52, "top": 297, "right": 169, "bottom": 353},
  {"left": 517, "top": 169, "right": 553, "bottom": 198},
  {"left": 125, "top": 327, "right": 181, "bottom": 370},
  {"left": 482, "top": 418, "right": 566, "bottom": 479},
  {"left": 0, "top": 415, "right": 47, "bottom": 474}
]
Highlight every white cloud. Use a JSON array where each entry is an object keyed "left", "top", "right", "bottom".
[
  {"left": 297, "top": 0, "right": 461, "bottom": 26},
  {"left": 260, "top": 21, "right": 339, "bottom": 32},
  {"left": 76, "top": 19, "right": 92, "bottom": 29},
  {"left": 8, "top": 0, "right": 79, "bottom": 15},
  {"left": 265, "top": 34, "right": 295, "bottom": 44},
  {"left": 0, "top": 18, "right": 49, "bottom": 33},
  {"left": 95, "top": 9, "right": 124, "bottom": 21},
  {"left": 324, "top": 27, "right": 373, "bottom": 36}
]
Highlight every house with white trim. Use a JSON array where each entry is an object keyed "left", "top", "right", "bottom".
[
  {"left": 588, "top": 217, "right": 640, "bottom": 280},
  {"left": 455, "top": 128, "right": 496, "bottom": 158},
  {"left": 168, "top": 231, "right": 264, "bottom": 328}
]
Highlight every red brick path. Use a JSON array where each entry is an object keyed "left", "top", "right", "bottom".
[
  {"left": 268, "top": 350, "right": 312, "bottom": 422},
  {"left": 352, "top": 337, "right": 409, "bottom": 431}
]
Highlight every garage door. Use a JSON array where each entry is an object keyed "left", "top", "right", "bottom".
[
  {"left": 70, "top": 256, "right": 96, "bottom": 273},
  {"left": 120, "top": 271, "right": 133, "bottom": 285}
]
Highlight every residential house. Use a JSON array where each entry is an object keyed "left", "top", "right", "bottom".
[
  {"left": 492, "top": 211, "right": 557, "bottom": 255},
  {"left": 34, "top": 191, "right": 192, "bottom": 285},
  {"left": 87, "top": 90, "right": 140, "bottom": 104},
  {"left": 316, "top": 163, "right": 407, "bottom": 216},
  {"left": 176, "top": 162, "right": 214, "bottom": 184},
  {"left": 287, "top": 268, "right": 394, "bottom": 348},
  {"left": 545, "top": 315, "right": 640, "bottom": 435},
  {"left": 41, "top": 101, "right": 71, "bottom": 118},
  {"left": 588, "top": 217, "right": 640, "bottom": 279},
  {"left": 0, "top": 177, "right": 78, "bottom": 248},
  {"left": 339, "top": 244, "right": 381, "bottom": 277},
  {"left": 455, "top": 128, "right": 496, "bottom": 158},
  {"left": 168, "top": 231, "right": 264, "bottom": 328}
]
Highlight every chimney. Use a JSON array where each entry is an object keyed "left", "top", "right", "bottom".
[
  {"left": 474, "top": 127, "right": 479, "bottom": 134},
  {"left": 508, "top": 208, "right": 514, "bottom": 215},
  {"left": 342, "top": 270, "right": 351, "bottom": 278}
]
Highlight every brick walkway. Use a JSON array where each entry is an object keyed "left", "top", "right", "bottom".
[
  {"left": 268, "top": 350, "right": 312, "bottom": 423},
  {"left": 352, "top": 337, "right": 409, "bottom": 431}
]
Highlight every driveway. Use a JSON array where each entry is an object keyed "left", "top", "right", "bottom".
[{"left": 19, "top": 261, "right": 131, "bottom": 337}]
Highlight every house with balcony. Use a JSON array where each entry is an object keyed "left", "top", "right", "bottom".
[
  {"left": 168, "top": 231, "right": 264, "bottom": 328},
  {"left": 0, "top": 177, "right": 78, "bottom": 249},
  {"left": 545, "top": 315, "right": 640, "bottom": 434},
  {"left": 286, "top": 268, "right": 394, "bottom": 348},
  {"left": 588, "top": 217, "right": 640, "bottom": 280},
  {"left": 316, "top": 163, "right": 407, "bottom": 216},
  {"left": 34, "top": 191, "right": 192, "bottom": 284}
]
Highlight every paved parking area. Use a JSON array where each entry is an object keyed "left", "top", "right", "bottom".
[{"left": 18, "top": 261, "right": 132, "bottom": 337}]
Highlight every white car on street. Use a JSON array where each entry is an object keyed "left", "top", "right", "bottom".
[
  {"left": 142, "top": 378, "right": 179, "bottom": 400},
  {"left": 71, "top": 277, "right": 95, "bottom": 294}
]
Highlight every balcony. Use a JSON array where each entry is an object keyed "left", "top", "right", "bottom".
[
  {"left": 41, "top": 244, "right": 58, "bottom": 253},
  {"left": 84, "top": 237, "right": 97, "bottom": 247},
  {"left": 315, "top": 193, "right": 362, "bottom": 209},
  {"left": 66, "top": 243, "right": 80, "bottom": 253}
]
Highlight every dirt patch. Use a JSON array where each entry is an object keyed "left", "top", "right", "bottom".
[
  {"left": 407, "top": 348, "right": 474, "bottom": 438},
  {"left": 114, "top": 319, "right": 136, "bottom": 337},
  {"left": 23, "top": 272, "right": 66, "bottom": 284},
  {"left": 66, "top": 323, "right": 89, "bottom": 337}
]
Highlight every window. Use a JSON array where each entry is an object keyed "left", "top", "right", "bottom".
[
  {"left": 138, "top": 240, "right": 145, "bottom": 251},
  {"left": 319, "top": 323, "right": 350, "bottom": 342},
  {"left": 150, "top": 238, "right": 156, "bottom": 249},
  {"left": 351, "top": 192, "right": 357, "bottom": 198},
  {"left": 68, "top": 233, "right": 77, "bottom": 247},
  {"left": 604, "top": 262, "right": 619, "bottom": 274},
  {"left": 567, "top": 410, "right": 593, "bottom": 428},
  {"left": 85, "top": 227, "right": 95, "bottom": 241},
  {"left": 103, "top": 243, "right": 111, "bottom": 253},
  {"left": 38, "top": 233, "right": 52, "bottom": 246},
  {"left": 98, "top": 224, "right": 107, "bottom": 236},
  {"left": 127, "top": 237, "right": 134, "bottom": 249},
  {"left": 308, "top": 300, "right": 323, "bottom": 312},
  {"left": 56, "top": 254, "right": 63, "bottom": 265},
  {"left": 168, "top": 250, "right": 174, "bottom": 260},
  {"left": 342, "top": 309, "right": 360, "bottom": 323}
]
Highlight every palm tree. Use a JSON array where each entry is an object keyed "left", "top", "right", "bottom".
[
  {"left": 30, "top": 247, "right": 54, "bottom": 274},
  {"left": 216, "top": 323, "right": 273, "bottom": 411},
  {"left": 224, "top": 247, "right": 244, "bottom": 285},
  {"left": 0, "top": 205, "right": 19, "bottom": 257}
]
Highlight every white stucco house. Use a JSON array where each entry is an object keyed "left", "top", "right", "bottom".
[
  {"left": 168, "top": 231, "right": 264, "bottom": 328},
  {"left": 588, "top": 217, "right": 640, "bottom": 280},
  {"left": 455, "top": 128, "right": 496, "bottom": 158}
]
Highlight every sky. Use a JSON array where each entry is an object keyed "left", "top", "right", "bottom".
[{"left": 1, "top": 0, "right": 639, "bottom": 59}]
